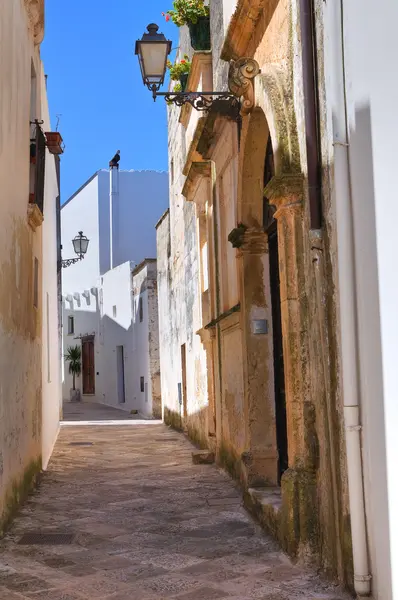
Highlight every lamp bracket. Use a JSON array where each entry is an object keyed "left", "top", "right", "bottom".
[
  {"left": 153, "top": 89, "right": 241, "bottom": 120},
  {"left": 59, "top": 256, "right": 84, "bottom": 269},
  {"left": 150, "top": 57, "right": 260, "bottom": 118}
]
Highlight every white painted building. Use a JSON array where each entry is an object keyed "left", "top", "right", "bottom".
[
  {"left": 61, "top": 168, "right": 167, "bottom": 416},
  {"left": 323, "top": 0, "right": 398, "bottom": 597},
  {"left": 0, "top": 0, "right": 61, "bottom": 523},
  {"left": 40, "top": 68, "right": 62, "bottom": 469}
]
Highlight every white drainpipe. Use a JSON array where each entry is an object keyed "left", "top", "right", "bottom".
[{"left": 331, "top": 0, "right": 371, "bottom": 596}]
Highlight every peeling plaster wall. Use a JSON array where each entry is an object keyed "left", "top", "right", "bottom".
[{"left": 0, "top": 0, "right": 48, "bottom": 527}]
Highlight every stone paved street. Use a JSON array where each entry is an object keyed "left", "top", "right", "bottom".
[
  {"left": 0, "top": 424, "right": 350, "bottom": 599},
  {"left": 62, "top": 401, "right": 157, "bottom": 422}
]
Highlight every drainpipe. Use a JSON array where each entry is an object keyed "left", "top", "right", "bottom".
[
  {"left": 109, "top": 165, "right": 119, "bottom": 270},
  {"left": 299, "top": 0, "right": 322, "bottom": 230},
  {"left": 330, "top": 0, "right": 371, "bottom": 596}
]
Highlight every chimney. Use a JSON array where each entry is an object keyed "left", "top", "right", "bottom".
[{"left": 109, "top": 164, "right": 119, "bottom": 270}]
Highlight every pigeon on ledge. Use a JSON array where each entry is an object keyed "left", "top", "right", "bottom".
[{"left": 109, "top": 150, "right": 120, "bottom": 168}]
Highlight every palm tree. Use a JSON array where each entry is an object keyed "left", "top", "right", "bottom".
[{"left": 64, "top": 345, "right": 81, "bottom": 391}]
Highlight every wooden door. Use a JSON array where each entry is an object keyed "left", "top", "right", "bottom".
[
  {"left": 82, "top": 337, "right": 95, "bottom": 395},
  {"left": 181, "top": 344, "right": 187, "bottom": 418},
  {"left": 268, "top": 222, "right": 288, "bottom": 481},
  {"left": 116, "top": 345, "right": 126, "bottom": 404}
]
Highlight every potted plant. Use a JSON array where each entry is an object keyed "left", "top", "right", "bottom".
[
  {"left": 167, "top": 82, "right": 182, "bottom": 105},
  {"left": 167, "top": 55, "right": 192, "bottom": 91},
  {"left": 163, "top": 0, "right": 210, "bottom": 51},
  {"left": 45, "top": 131, "right": 64, "bottom": 154},
  {"left": 65, "top": 345, "right": 82, "bottom": 402}
]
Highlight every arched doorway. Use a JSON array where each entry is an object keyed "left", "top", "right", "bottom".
[
  {"left": 263, "top": 136, "right": 288, "bottom": 480},
  {"left": 237, "top": 106, "right": 289, "bottom": 486}
]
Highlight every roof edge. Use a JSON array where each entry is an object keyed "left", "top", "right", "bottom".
[
  {"left": 62, "top": 171, "right": 100, "bottom": 209},
  {"left": 155, "top": 208, "right": 170, "bottom": 230}
]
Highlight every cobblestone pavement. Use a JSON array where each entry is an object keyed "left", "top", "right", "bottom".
[
  {"left": 62, "top": 401, "right": 153, "bottom": 422},
  {"left": 0, "top": 424, "right": 351, "bottom": 600}
]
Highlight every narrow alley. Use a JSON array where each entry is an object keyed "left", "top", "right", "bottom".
[{"left": 0, "top": 424, "right": 349, "bottom": 600}]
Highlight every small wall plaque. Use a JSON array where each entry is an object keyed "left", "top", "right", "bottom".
[{"left": 252, "top": 319, "right": 268, "bottom": 335}]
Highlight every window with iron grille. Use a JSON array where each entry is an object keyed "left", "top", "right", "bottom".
[{"left": 30, "top": 122, "right": 46, "bottom": 214}]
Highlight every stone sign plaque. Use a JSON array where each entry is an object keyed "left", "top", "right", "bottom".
[{"left": 252, "top": 319, "right": 268, "bottom": 335}]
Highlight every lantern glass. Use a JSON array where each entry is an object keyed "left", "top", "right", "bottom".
[
  {"left": 72, "top": 232, "right": 89, "bottom": 256},
  {"left": 135, "top": 24, "right": 172, "bottom": 88}
]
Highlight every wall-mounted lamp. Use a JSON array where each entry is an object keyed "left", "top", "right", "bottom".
[
  {"left": 60, "top": 231, "right": 89, "bottom": 269},
  {"left": 135, "top": 23, "right": 260, "bottom": 118}
]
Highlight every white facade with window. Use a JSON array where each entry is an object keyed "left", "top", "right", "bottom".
[{"left": 61, "top": 168, "right": 167, "bottom": 416}]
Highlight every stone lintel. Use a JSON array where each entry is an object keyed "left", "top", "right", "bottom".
[
  {"left": 264, "top": 174, "right": 304, "bottom": 214},
  {"left": 182, "top": 161, "right": 212, "bottom": 201},
  {"left": 180, "top": 52, "right": 213, "bottom": 128},
  {"left": 24, "top": 0, "right": 45, "bottom": 45},
  {"left": 221, "top": 0, "right": 264, "bottom": 61}
]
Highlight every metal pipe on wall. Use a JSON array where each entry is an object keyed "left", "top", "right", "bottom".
[
  {"left": 330, "top": 0, "right": 371, "bottom": 594},
  {"left": 299, "top": 0, "right": 322, "bottom": 230}
]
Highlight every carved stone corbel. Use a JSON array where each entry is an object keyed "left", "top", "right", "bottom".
[{"left": 228, "top": 58, "right": 261, "bottom": 116}]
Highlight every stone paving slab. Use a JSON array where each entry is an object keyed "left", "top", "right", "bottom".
[{"left": 0, "top": 424, "right": 351, "bottom": 599}]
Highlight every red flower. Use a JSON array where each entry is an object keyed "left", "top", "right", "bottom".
[
  {"left": 166, "top": 14, "right": 170, "bottom": 21},
  {"left": 181, "top": 60, "right": 186, "bottom": 64}
]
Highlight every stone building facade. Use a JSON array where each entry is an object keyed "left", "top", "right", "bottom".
[
  {"left": 157, "top": 0, "right": 352, "bottom": 587},
  {"left": 0, "top": 0, "right": 60, "bottom": 530},
  {"left": 132, "top": 259, "right": 162, "bottom": 419}
]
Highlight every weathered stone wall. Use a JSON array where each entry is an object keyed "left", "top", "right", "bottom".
[
  {"left": 0, "top": 0, "right": 48, "bottom": 532},
  {"left": 158, "top": 0, "right": 351, "bottom": 587},
  {"left": 156, "top": 80, "right": 209, "bottom": 444},
  {"left": 133, "top": 261, "right": 162, "bottom": 419}
]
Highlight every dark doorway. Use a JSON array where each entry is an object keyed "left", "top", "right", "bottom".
[
  {"left": 116, "top": 345, "right": 126, "bottom": 404},
  {"left": 181, "top": 344, "right": 187, "bottom": 418},
  {"left": 82, "top": 336, "right": 95, "bottom": 395},
  {"left": 263, "top": 136, "right": 289, "bottom": 482}
]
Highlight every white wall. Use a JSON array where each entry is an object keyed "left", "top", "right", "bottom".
[
  {"left": 324, "top": 0, "right": 398, "bottom": 597},
  {"left": 100, "top": 261, "right": 135, "bottom": 409},
  {"left": 98, "top": 169, "right": 169, "bottom": 275},
  {"left": 62, "top": 174, "right": 101, "bottom": 295},
  {"left": 40, "top": 69, "right": 61, "bottom": 469},
  {"left": 0, "top": 0, "right": 47, "bottom": 520},
  {"left": 61, "top": 169, "right": 167, "bottom": 413}
]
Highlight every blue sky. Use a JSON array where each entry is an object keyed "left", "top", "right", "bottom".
[{"left": 41, "top": 0, "right": 177, "bottom": 202}]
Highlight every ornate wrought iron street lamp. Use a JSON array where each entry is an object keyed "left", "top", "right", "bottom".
[
  {"left": 60, "top": 231, "right": 89, "bottom": 268},
  {"left": 135, "top": 24, "right": 260, "bottom": 118}
]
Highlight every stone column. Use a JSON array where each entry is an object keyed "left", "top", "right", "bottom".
[
  {"left": 265, "top": 174, "right": 318, "bottom": 557},
  {"left": 198, "top": 327, "right": 217, "bottom": 449},
  {"left": 237, "top": 228, "right": 279, "bottom": 487}
]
